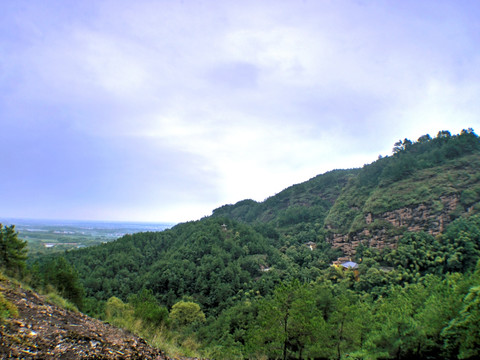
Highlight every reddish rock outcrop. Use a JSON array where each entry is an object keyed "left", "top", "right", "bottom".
[{"left": 329, "top": 195, "right": 460, "bottom": 257}]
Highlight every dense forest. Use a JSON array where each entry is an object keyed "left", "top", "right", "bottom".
[{"left": 3, "top": 129, "right": 480, "bottom": 359}]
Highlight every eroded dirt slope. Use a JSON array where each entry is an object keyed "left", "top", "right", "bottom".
[{"left": 0, "top": 280, "right": 182, "bottom": 359}]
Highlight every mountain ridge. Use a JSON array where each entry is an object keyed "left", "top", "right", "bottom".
[{"left": 212, "top": 129, "right": 480, "bottom": 259}]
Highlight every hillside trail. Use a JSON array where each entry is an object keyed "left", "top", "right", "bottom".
[{"left": 0, "top": 280, "right": 202, "bottom": 360}]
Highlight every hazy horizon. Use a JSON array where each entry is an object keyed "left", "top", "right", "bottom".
[{"left": 1, "top": 217, "right": 176, "bottom": 226}]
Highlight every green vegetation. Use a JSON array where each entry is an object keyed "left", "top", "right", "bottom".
[
  {"left": 129, "top": 288, "right": 169, "bottom": 327},
  {"left": 4, "top": 129, "right": 480, "bottom": 359},
  {"left": 0, "top": 292, "right": 18, "bottom": 321},
  {"left": 45, "top": 291, "right": 79, "bottom": 312},
  {"left": 170, "top": 300, "right": 206, "bottom": 328},
  {"left": 35, "top": 256, "right": 85, "bottom": 310},
  {"left": 325, "top": 129, "right": 480, "bottom": 235},
  {"left": 212, "top": 168, "right": 357, "bottom": 227},
  {"left": 0, "top": 224, "right": 28, "bottom": 276},
  {"left": 0, "top": 225, "right": 85, "bottom": 317},
  {"left": 0, "top": 272, "right": 19, "bottom": 321}
]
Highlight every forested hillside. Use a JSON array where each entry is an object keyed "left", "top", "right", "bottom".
[
  {"left": 212, "top": 168, "right": 358, "bottom": 225},
  {"left": 25, "top": 129, "right": 480, "bottom": 359},
  {"left": 214, "top": 129, "right": 480, "bottom": 259}
]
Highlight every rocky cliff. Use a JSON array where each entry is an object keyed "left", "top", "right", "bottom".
[
  {"left": 329, "top": 194, "right": 462, "bottom": 257},
  {"left": 326, "top": 152, "right": 480, "bottom": 258}
]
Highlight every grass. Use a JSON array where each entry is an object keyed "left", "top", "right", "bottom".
[
  {"left": 0, "top": 292, "right": 18, "bottom": 320},
  {"left": 45, "top": 292, "right": 79, "bottom": 312},
  {"left": 104, "top": 298, "right": 204, "bottom": 359},
  {"left": 0, "top": 271, "right": 19, "bottom": 320}
]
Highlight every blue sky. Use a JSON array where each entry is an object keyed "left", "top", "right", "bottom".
[{"left": 1, "top": 0, "right": 480, "bottom": 222}]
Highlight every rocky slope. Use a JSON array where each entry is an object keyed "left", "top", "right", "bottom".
[
  {"left": 0, "top": 277, "right": 194, "bottom": 360},
  {"left": 327, "top": 155, "right": 480, "bottom": 258}
]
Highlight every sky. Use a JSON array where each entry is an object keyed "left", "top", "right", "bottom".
[{"left": 1, "top": 0, "right": 480, "bottom": 223}]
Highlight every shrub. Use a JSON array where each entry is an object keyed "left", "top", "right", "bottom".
[{"left": 169, "top": 301, "right": 206, "bottom": 328}]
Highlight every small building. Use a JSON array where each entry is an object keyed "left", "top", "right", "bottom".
[
  {"left": 332, "top": 256, "right": 351, "bottom": 266},
  {"left": 260, "top": 264, "right": 271, "bottom": 272},
  {"left": 341, "top": 261, "right": 358, "bottom": 269},
  {"left": 339, "top": 261, "right": 360, "bottom": 280},
  {"left": 304, "top": 241, "right": 317, "bottom": 251}
]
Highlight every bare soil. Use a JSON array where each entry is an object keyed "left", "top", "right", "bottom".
[{"left": 0, "top": 280, "right": 197, "bottom": 359}]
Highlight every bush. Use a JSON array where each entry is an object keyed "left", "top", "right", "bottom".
[
  {"left": 129, "top": 288, "right": 169, "bottom": 327},
  {"left": 170, "top": 301, "right": 206, "bottom": 328}
]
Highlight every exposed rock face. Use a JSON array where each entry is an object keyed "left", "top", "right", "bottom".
[{"left": 329, "top": 195, "right": 460, "bottom": 257}]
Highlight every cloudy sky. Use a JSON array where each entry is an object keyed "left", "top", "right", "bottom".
[{"left": 1, "top": 0, "right": 479, "bottom": 223}]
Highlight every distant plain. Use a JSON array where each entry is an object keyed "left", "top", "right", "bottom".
[{"left": 1, "top": 218, "right": 174, "bottom": 257}]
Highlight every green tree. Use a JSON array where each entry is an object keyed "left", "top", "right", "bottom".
[
  {"left": 443, "top": 286, "right": 480, "bottom": 359},
  {"left": 327, "top": 287, "right": 371, "bottom": 360},
  {"left": 442, "top": 263, "right": 480, "bottom": 359},
  {"left": 105, "top": 296, "right": 127, "bottom": 320},
  {"left": 199, "top": 299, "right": 257, "bottom": 360},
  {"left": 0, "top": 224, "right": 27, "bottom": 276},
  {"left": 249, "top": 280, "right": 327, "bottom": 360},
  {"left": 411, "top": 274, "right": 466, "bottom": 359},
  {"left": 170, "top": 300, "right": 206, "bottom": 328},
  {"left": 128, "top": 288, "right": 168, "bottom": 327},
  {"left": 42, "top": 256, "right": 85, "bottom": 309},
  {"left": 367, "top": 284, "right": 424, "bottom": 359},
  {"left": 441, "top": 215, "right": 480, "bottom": 273},
  {"left": 104, "top": 296, "right": 132, "bottom": 328}
]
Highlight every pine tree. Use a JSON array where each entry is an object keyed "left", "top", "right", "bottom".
[{"left": 0, "top": 224, "right": 27, "bottom": 275}]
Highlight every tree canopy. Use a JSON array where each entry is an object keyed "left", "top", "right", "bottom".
[{"left": 0, "top": 224, "right": 27, "bottom": 275}]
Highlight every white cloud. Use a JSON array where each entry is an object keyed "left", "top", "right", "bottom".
[
  {"left": 75, "top": 31, "right": 150, "bottom": 97},
  {"left": 1, "top": 0, "right": 480, "bottom": 221}
]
